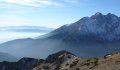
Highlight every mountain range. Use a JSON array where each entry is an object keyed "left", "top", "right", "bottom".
[{"left": 0, "top": 12, "right": 120, "bottom": 60}]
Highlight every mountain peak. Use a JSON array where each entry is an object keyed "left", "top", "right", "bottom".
[
  {"left": 18, "top": 57, "right": 38, "bottom": 63},
  {"left": 107, "top": 13, "right": 114, "bottom": 16},
  {"left": 107, "top": 13, "right": 118, "bottom": 18},
  {"left": 51, "top": 12, "right": 120, "bottom": 41},
  {"left": 95, "top": 12, "right": 103, "bottom": 16},
  {"left": 91, "top": 12, "right": 103, "bottom": 19},
  {"left": 45, "top": 50, "right": 77, "bottom": 63}
]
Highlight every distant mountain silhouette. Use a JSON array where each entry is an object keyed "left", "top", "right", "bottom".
[
  {"left": 0, "top": 52, "right": 17, "bottom": 62},
  {"left": 0, "top": 26, "right": 54, "bottom": 33},
  {"left": 0, "top": 57, "right": 40, "bottom": 70}
]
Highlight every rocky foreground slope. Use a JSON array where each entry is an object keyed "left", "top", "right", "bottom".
[
  {"left": 33, "top": 51, "right": 120, "bottom": 70},
  {"left": 0, "top": 50, "right": 120, "bottom": 70}
]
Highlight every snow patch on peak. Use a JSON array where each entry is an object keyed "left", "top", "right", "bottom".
[
  {"left": 64, "top": 24, "right": 71, "bottom": 27},
  {"left": 95, "top": 12, "right": 103, "bottom": 16},
  {"left": 69, "top": 13, "right": 120, "bottom": 40}
]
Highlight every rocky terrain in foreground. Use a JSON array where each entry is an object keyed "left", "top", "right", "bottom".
[
  {"left": 0, "top": 50, "right": 120, "bottom": 70},
  {"left": 33, "top": 51, "right": 120, "bottom": 70}
]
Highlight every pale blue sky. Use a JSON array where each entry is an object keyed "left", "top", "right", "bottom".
[{"left": 0, "top": 0, "right": 120, "bottom": 28}]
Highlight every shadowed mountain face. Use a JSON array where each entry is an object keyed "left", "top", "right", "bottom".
[{"left": 0, "top": 13, "right": 120, "bottom": 59}]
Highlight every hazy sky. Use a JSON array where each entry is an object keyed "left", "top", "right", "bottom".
[{"left": 0, "top": 0, "right": 120, "bottom": 28}]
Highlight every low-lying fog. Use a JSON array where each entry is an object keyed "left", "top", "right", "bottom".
[{"left": 0, "top": 31, "right": 46, "bottom": 43}]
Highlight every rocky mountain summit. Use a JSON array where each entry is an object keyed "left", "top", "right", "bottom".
[{"left": 33, "top": 50, "right": 79, "bottom": 70}]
